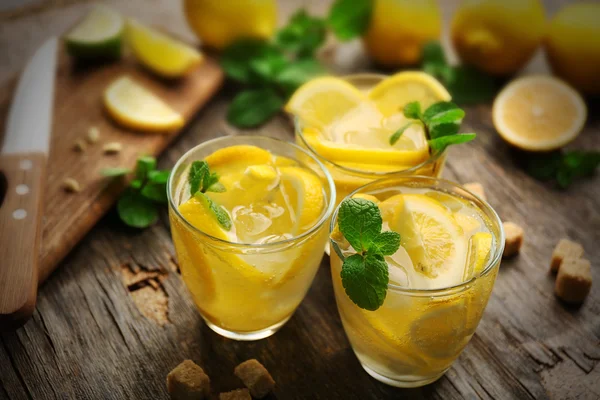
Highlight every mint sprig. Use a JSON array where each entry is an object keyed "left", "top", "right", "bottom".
[
  {"left": 390, "top": 101, "right": 476, "bottom": 154},
  {"left": 327, "top": 0, "right": 373, "bottom": 41},
  {"left": 336, "top": 198, "right": 401, "bottom": 311},
  {"left": 101, "top": 156, "right": 171, "bottom": 228},
  {"left": 188, "top": 161, "right": 231, "bottom": 230},
  {"left": 525, "top": 150, "right": 600, "bottom": 189}
]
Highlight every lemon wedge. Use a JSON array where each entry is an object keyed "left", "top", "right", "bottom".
[
  {"left": 368, "top": 71, "right": 451, "bottom": 116},
  {"left": 279, "top": 166, "right": 325, "bottom": 233},
  {"left": 127, "top": 19, "right": 203, "bottom": 78},
  {"left": 492, "top": 75, "right": 586, "bottom": 151},
  {"left": 285, "top": 77, "right": 365, "bottom": 127},
  {"left": 104, "top": 76, "right": 184, "bottom": 132},
  {"left": 65, "top": 5, "right": 124, "bottom": 61}
]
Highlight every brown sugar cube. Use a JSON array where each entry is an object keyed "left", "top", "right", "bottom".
[
  {"left": 219, "top": 389, "right": 252, "bottom": 400},
  {"left": 551, "top": 239, "right": 584, "bottom": 273},
  {"left": 234, "top": 359, "right": 275, "bottom": 399},
  {"left": 464, "top": 182, "right": 486, "bottom": 201},
  {"left": 555, "top": 258, "right": 592, "bottom": 304},
  {"left": 502, "top": 222, "right": 524, "bottom": 258},
  {"left": 167, "top": 360, "right": 210, "bottom": 400}
]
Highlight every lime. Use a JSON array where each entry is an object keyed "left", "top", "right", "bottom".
[{"left": 65, "top": 5, "right": 124, "bottom": 61}]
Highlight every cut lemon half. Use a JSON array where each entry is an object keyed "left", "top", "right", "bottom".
[
  {"left": 368, "top": 71, "right": 451, "bottom": 116},
  {"left": 65, "top": 5, "right": 124, "bottom": 61},
  {"left": 104, "top": 76, "right": 184, "bottom": 132},
  {"left": 285, "top": 77, "right": 365, "bottom": 127},
  {"left": 127, "top": 19, "right": 203, "bottom": 78},
  {"left": 492, "top": 76, "right": 587, "bottom": 151},
  {"left": 279, "top": 166, "right": 325, "bottom": 233}
]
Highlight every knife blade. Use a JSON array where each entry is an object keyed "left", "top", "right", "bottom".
[{"left": 0, "top": 37, "right": 57, "bottom": 330}]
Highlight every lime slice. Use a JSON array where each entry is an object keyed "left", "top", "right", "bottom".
[{"left": 65, "top": 5, "right": 124, "bottom": 61}]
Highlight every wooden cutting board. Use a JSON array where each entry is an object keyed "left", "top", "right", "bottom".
[{"left": 0, "top": 43, "right": 224, "bottom": 284}]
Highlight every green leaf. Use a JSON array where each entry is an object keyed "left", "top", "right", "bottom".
[
  {"left": 444, "top": 66, "right": 497, "bottom": 105},
  {"left": 422, "top": 41, "right": 446, "bottom": 66},
  {"left": 403, "top": 102, "right": 421, "bottom": 120},
  {"left": 275, "top": 10, "right": 327, "bottom": 57},
  {"left": 428, "top": 108, "right": 465, "bottom": 126},
  {"left": 422, "top": 102, "right": 460, "bottom": 124},
  {"left": 227, "top": 88, "right": 285, "bottom": 128},
  {"left": 117, "top": 189, "right": 159, "bottom": 228},
  {"left": 101, "top": 167, "right": 131, "bottom": 177},
  {"left": 369, "top": 231, "right": 401, "bottom": 256},
  {"left": 221, "top": 39, "right": 281, "bottom": 84},
  {"left": 562, "top": 151, "right": 600, "bottom": 177},
  {"left": 328, "top": 0, "right": 373, "bottom": 41},
  {"left": 148, "top": 170, "right": 170, "bottom": 184},
  {"left": 131, "top": 179, "right": 143, "bottom": 189},
  {"left": 428, "top": 133, "right": 476, "bottom": 154},
  {"left": 429, "top": 122, "right": 460, "bottom": 139},
  {"left": 195, "top": 192, "right": 232, "bottom": 231},
  {"left": 341, "top": 253, "right": 388, "bottom": 311},
  {"left": 135, "top": 156, "right": 156, "bottom": 181},
  {"left": 389, "top": 122, "right": 413, "bottom": 145},
  {"left": 141, "top": 182, "right": 168, "bottom": 203},
  {"left": 248, "top": 50, "right": 289, "bottom": 82},
  {"left": 188, "top": 161, "right": 209, "bottom": 195},
  {"left": 202, "top": 171, "right": 219, "bottom": 193},
  {"left": 275, "top": 58, "right": 326, "bottom": 95},
  {"left": 206, "top": 182, "right": 226, "bottom": 193},
  {"left": 338, "top": 198, "right": 382, "bottom": 253}
]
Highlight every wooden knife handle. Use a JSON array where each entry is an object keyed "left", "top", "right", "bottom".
[{"left": 0, "top": 152, "right": 46, "bottom": 330}]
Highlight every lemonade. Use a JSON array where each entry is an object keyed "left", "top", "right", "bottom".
[
  {"left": 168, "top": 136, "right": 335, "bottom": 340},
  {"left": 330, "top": 177, "right": 504, "bottom": 387},
  {"left": 288, "top": 73, "right": 455, "bottom": 205}
]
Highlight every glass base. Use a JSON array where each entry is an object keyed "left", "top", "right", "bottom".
[
  {"left": 203, "top": 315, "right": 292, "bottom": 341},
  {"left": 361, "top": 364, "right": 446, "bottom": 388}
]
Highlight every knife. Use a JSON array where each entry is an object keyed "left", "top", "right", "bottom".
[{"left": 0, "top": 37, "right": 57, "bottom": 330}]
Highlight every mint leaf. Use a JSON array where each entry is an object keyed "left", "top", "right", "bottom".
[
  {"left": 188, "top": 161, "right": 209, "bottom": 195},
  {"left": 528, "top": 150, "right": 600, "bottom": 189},
  {"left": 117, "top": 189, "right": 159, "bottom": 228},
  {"left": 195, "top": 192, "right": 232, "bottom": 230},
  {"left": 429, "top": 122, "right": 460, "bottom": 139},
  {"left": 403, "top": 102, "right": 421, "bottom": 119},
  {"left": 341, "top": 253, "right": 388, "bottom": 311},
  {"left": 444, "top": 66, "right": 497, "bottom": 105},
  {"left": 136, "top": 156, "right": 156, "bottom": 181},
  {"left": 248, "top": 50, "right": 289, "bottom": 82},
  {"left": 369, "top": 231, "right": 401, "bottom": 256},
  {"left": 422, "top": 102, "right": 459, "bottom": 124},
  {"left": 227, "top": 88, "right": 285, "bottom": 128},
  {"left": 101, "top": 167, "right": 131, "bottom": 177},
  {"left": 221, "top": 39, "right": 280, "bottom": 84},
  {"left": 202, "top": 171, "right": 219, "bottom": 193},
  {"left": 422, "top": 41, "right": 446, "bottom": 66},
  {"left": 428, "top": 133, "right": 476, "bottom": 154},
  {"left": 328, "top": 0, "right": 373, "bottom": 41},
  {"left": 389, "top": 122, "right": 413, "bottom": 146},
  {"left": 141, "top": 182, "right": 167, "bottom": 203},
  {"left": 428, "top": 108, "right": 465, "bottom": 126},
  {"left": 562, "top": 151, "right": 600, "bottom": 177},
  {"left": 276, "top": 58, "right": 326, "bottom": 95},
  {"left": 275, "top": 10, "right": 327, "bottom": 57},
  {"left": 338, "top": 198, "right": 382, "bottom": 253},
  {"left": 148, "top": 170, "right": 170, "bottom": 184}
]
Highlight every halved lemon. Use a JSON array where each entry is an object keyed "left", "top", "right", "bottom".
[
  {"left": 104, "top": 76, "right": 184, "bottom": 132},
  {"left": 127, "top": 19, "right": 203, "bottom": 78},
  {"left": 368, "top": 71, "right": 451, "bottom": 116},
  {"left": 65, "top": 5, "right": 124, "bottom": 61},
  {"left": 285, "top": 77, "right": 365, "bottom": 127},
  {"left": 279, "top": 166, "right": 325, "bottom": 233},
  {"left": 492, "top": 75, "right": 587, "bottom": 151}
]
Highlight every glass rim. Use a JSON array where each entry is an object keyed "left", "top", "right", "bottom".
[
  {"left": 167, "top": 135, "right": 336, "bottom": 250},
  {"left": 292, "top": 72, "right": 446, "bottom": 178},
  {"left": 329, "top": 176, "right": 506, "bottom": 295}
]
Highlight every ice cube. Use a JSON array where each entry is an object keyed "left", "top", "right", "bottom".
[{"left": 386, "top": 246, "right": 412, "bottom": 287}]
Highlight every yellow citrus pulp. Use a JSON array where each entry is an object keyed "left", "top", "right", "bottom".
[
  {"left": 183, "top": 0, "right": 277, "bottom": 50},
  {"left": 492, "top": 76, "right": 586, "bottom": 151},
  {"left": 451, "top": 0, "right": 546, "bottom": 76},
  {"left": 330, "top": 188, "right": 498, "bottom": 379},
  {"left": 170, "top": 145, "right": 328, "bottom": 332},
  {"left": 363, "top": 0, "right": 442, "bottom": 67},
  {"left": 545, "top": 3, "right": 600, "bottom": 96},
  {"left": 287, "top": 72, "right": 450, "bottom": 203}
]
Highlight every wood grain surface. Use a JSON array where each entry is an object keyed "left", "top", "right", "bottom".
[
  {"left": 0, "top": 43, "right": 224, "bottom": 283},
  {"left": 0, "top": 1, "right": 599, "bottom": 399}
]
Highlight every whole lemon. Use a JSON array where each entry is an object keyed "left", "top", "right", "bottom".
[
  {"left": 545, "top": 3, "right": 600, "bottom": 96},
  {"left": 451, "top": 0, "right": 546, "bottom": 76},
  {"left": 363, "top": 0, "right": 441, "bottom": 67},
  {"left": 184, "top": 0, "right": 277, "bottom": 50}
]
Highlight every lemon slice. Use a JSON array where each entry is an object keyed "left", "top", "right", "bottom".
[
  {"left": 279, "top": 166, "right": 324, "bottom": 233},
  {"left": 368, "top": 71, "right": 451, "bottom": 116},
  {"left": 389, "top": 194, "right": 465, "bottom": 284},
  {"left": 104, "top": 76, "right": 184, "bottom": 132},
  {"left": 466, "top": 232, "right": 493, "bottom": 278},
  {"left": 127, "top": 19, "right": 203, "bottom": 78},
  {"left": 65, "top": 5, "right": 124, "bottom": 61},
  {"left": 351, "top": 193, "right": 380, "bottom": 204},
  {"left": 204, "top": 145, "right": 273, "bottom": 168},
  {"left": 492, "top": 76, "right": 587, "bottom": 151},
  {"left": 285, "top": 77, "right": 365, "bottom": 126}
]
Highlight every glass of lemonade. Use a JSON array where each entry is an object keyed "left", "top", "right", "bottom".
[
  {"left": 294, "top": 73, "right": 448, "bottom": 205},
  {"left": 168, "top": 136, "right": 335, "bottom": 340},
  {"left": 329, "top": 176, "right": 504, "bottom": 387}
]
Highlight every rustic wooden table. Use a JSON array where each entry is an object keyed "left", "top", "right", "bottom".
[{"left": 1, "top": 1, "right": 598, "bottom": 399}]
